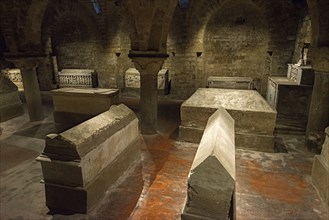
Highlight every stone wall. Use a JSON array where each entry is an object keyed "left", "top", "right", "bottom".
[
  {"left": 292, "top": 13, "right": 312, "bottom": 64},
  {"left": 41, "top": 0, "right": 134, "bottom": 90},
  {"left": 164, "top": 0, "right": 305, "bottom": 99},
  {"left": 0, "top": 0, "right": 310, "bottom": 97}
]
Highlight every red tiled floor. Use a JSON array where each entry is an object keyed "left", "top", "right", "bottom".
[{"left": 0, "top": 98, "right": 328, "bottom": 220}]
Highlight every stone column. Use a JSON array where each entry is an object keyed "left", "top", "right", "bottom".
[
  {"left": 312, "top": 126, "right": 329, "bottom": 209},
  {"left": 129, "top": 53, "right": 167, "bottom": 134},
  {"left": 20, "top": 66, "right": 44, "bottom": 121},
  {"left": 305, "top": 45, "right": 329, "bottom": 153},
  {"left": 305, "top": 72, "right": 329, "bottom": 152},
  {"left": 8, "top": 57, "right": 45, "bottom": 121}
]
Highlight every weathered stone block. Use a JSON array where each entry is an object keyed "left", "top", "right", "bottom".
[
  {"left": 180, "top": 88, "right": 276, "bottom": 152},
  {"left": 51, "top": 87, "right": 119, "bottom": 132},
  {"left": 37, "top": 104, "right": 141, "bottom": 213},
  {"left": 182, "top": 107, "right": 235, "bottom": 220},
  {"left": 312, "top": 127, "right": 329, "bottom": 209}
]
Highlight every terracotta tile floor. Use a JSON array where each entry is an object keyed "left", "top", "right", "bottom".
[{"left": 0, "top": 96, "right": 328, "bottom": 219}]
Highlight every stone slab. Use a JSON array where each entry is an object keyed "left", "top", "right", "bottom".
[
  {"left": 182, "top": 108, "right": 235, "bottom": 219},
  {"left": 38, "top": 119, "right": 140, "bottom": 186},
  {"left": 51, "top": 87, "right": 119, "bottom": 132},
  {"left": 191, "top": 107, "right": 235, "bottom": 179},
  {"left": 52, "top": 88, "right": 119, "bottom": 114},
  {"left": 44, "top": 104, "right": 136, "bottom": 159},
  {"left": 207, "top": 76, "right": 258, "bottom": 90},
  {"left": 182, "top": 157, "right": 234, "bottom": 220},
  {"left": 179, "top": 126, "right": 204, "bottom": 144},
  {"left": 179, "top": 126, "right": 274, "bottom": 152},
  {"left": 180, "top": 88, "right": 276, "bottom": 152}
]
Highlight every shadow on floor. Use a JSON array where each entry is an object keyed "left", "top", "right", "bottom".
[{"left": 13, "top": 123, "right": 56, "bottom": 139}]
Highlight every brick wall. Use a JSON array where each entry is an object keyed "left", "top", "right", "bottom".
[
  {"left": 0, "top": 0, "right": 310, "bottom": 97},
  {"left": 164, "top": 0, "right": 304, "bottom": 99}
]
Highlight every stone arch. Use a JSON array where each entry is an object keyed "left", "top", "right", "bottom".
[
  {"left": 0, "top": 1, "right": 19, "bottom": 53},
  {"left": 16, "top": 0, "right": 49, "bottom": 52},
  {"left": 121, "top": 0, "right": 177, "bottom": 53},
  {"left": 202, "top": 0, "right": 269, "bottom": 92},
  {"left": 41, "top": 0, "right": 100, "bottom": 53},
  {"left": 39, "top": 0, "right": 101, "bottom": 72},
  {"left": 307, "top": 0, "right": 329, "bottom": 47}
]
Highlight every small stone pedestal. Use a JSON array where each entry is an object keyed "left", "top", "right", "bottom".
[
  {"left": 312, "top": 126, "right": 329, "bottom": 209},
  {"left": 182, "top": 107, "right": 235, "bottom": 220}
]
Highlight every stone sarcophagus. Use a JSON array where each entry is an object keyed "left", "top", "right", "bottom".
[
  {"left": 2, "top": 68, "right": 24, "bottom": 91},
  {"left": 182, "top": 107, "right": 235, "bottom": 220},
  {"left": 36, "top": 104, "right": 141, "bottom": 213},
  {"left": 287, "top": 64, "right": 314, "bottom": 85},
  {"left": 51, "top": 87, "right": 119, "bottom": 132},
  {"left": 180, "top": 88, "right": 277, "bottom": 152},
  {"left": 58, "top": 69, "right": 98, "bottom": 88},
  {"left": 124, "top": 68, "right": 170, "bottom": 94},
  {"left": 207, "top": 76, "right": 258, "bottom": 90},
  {"left": 0, "top": 72, "right": 24, "bottom": 122},
  {"left": 266, "top": 64, "right": 314, "bottom": 133}
]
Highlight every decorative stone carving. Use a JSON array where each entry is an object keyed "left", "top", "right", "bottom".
[
  {"left": 124, "top": 68, "right": 170, "bottom": 94},
  {"left": 182, "top": 107, "right": 235, "bottom": 219},
  {"left": 58, "top": 69, "right": 98, "bottom": 88},
  {"left": 1, "top": 68, "right": 23, "bottom": 90},
  {"left": 287, "top": 64, "right": 314, "bottom": 85},
  {"left": 36, "top": 104, "right": 142, "bottom": 213},
  {"left": 180, "top": 88, "right": 276, "bottom": 152}
]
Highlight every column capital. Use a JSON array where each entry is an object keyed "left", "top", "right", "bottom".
[
  {"left": 6, "top": 56, "right": 46, "bottom": 69},
  {"left": 129, "top": 51, "right": 168, "bottom": 74}
]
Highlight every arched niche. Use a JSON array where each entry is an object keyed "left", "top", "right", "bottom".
[{"left": 203, "top": 0, "right": 269, "bottom": 93}]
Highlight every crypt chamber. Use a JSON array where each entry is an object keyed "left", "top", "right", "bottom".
[{"left": 0, "top": 0, "right": 328, "bottom": 219}]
